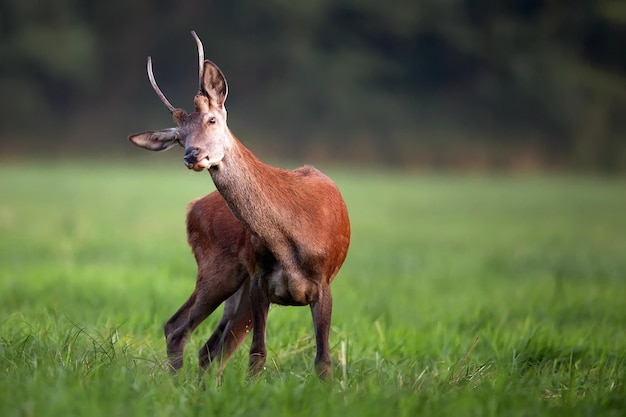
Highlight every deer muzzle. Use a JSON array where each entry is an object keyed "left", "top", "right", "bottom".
[{"left": 184, "top": 147, "right": 212, "bottom": 171}]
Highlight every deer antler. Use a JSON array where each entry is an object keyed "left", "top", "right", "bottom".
[
  {"left": 147, "top": 56, "right": 177, "bottom": 114},
  {"left": 191, "top": 31, "right": 205, "bottom": 94}
]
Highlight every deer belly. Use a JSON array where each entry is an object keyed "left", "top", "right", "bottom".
[{"left": 267, "top": 268, "right": 318, "bottom": 306}]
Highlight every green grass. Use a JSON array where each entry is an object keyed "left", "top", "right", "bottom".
[{"left": 1, "top": 161, "right": 625, "bottom": 416}]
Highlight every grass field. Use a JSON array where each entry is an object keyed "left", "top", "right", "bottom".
[{"left": 1, "top": 161, "right": 625, "bottom": 416}]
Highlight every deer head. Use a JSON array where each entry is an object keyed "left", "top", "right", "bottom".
[{"left": 129, "top": 31, "right": 230, "bottom": 172}]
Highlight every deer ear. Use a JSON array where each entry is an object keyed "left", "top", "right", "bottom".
[
  {"left": 128, "top": 128, "right": 181, "bottom": 151},
  {"left": 201, "top": 60, "right": 228, "bottom": 109}
]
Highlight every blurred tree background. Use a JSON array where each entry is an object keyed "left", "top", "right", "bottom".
[{"left": 0, "top": 0, "right": 624, "bottom": 172}]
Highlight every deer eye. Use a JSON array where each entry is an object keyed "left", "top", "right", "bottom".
[{"left": 209, "top": 117, "right": 216, "bottom": 124}]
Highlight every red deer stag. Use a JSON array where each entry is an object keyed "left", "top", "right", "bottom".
[{"left": 129, "top": 32, "right": 350, "bottom": 379}]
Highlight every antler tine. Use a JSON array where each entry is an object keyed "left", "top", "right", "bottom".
[
  {"left": 147, "top": 56, "right": 177, "bottom": 114},
  {"left": 191, "top": 31, "right": 205, "bottom": 92}
]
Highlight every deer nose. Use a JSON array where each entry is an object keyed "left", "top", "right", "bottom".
[{"left": 183, "top": 148, "right": 200, "bottom": 165}]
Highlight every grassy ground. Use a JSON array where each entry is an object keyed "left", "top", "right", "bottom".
[{"left": 0, "top": 161, "right": 625, "bottom": 416}]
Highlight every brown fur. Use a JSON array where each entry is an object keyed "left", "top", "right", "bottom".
[
  {"left": 163, "top": 192, "right": 254, "bottom": 371},
  {"left": 128, "top": 32, "right": 350, "bottom": 380}
]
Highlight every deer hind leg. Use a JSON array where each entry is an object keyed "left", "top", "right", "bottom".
[
  {"left": 163, "top": 293, "right": 198, "bottom": 371},
  {"left": 164, "top": 268, "right": 243, "bottom": 372},
  {"left": 198, "top": 279, "right": 252, "bottom": 371},
  {"left": 310, "top": 283, "right": 333, "bottom": 381}
]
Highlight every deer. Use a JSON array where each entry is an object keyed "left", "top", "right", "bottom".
[{"left": 128, "top": 31, "right": 351, "bottom": 380}]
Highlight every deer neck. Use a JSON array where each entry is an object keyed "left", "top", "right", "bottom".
[{"left": 208, "top": 132, "right": 291, "bottom": 248}]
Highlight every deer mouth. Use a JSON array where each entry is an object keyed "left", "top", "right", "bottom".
[
  {"left": 187, "top": 157, "right": 211, "bottom": 172},
  {"left": 183, "top": 147, "right": 211, "bottom": 171},
  {"left": 186, "top": 154, "right": 224, "bottom": 171}
]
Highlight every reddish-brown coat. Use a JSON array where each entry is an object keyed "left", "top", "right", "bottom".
[{"left": 129, "top": 32, "right": 350, "bottom": 380}]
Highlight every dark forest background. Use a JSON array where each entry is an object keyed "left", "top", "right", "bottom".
[{"left": 1, "top": 0, "right": 624, "bottom": 172}]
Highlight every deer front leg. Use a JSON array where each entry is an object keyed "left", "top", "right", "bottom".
[
  {"left": 248, "top": 275, "right": 270, "bottom": 377},
  {"left": 311, "top": 283, "right": 333, "bottom": 381}
]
